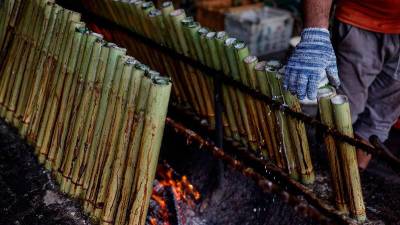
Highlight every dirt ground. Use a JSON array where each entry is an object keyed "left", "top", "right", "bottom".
[{"left": 0, "top": 117, "right": 400, "bottom": 225}]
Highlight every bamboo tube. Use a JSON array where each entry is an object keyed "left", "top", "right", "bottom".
[
  {"left": 20, "top": 2, "right": 67, "bottom": 138},
  {"left": 0, "top": 0, "right": 41, "bottom": 118},
  {"left": 114, "top": 69, "right": 153, "bottom": 225},
  {"left": 56, "top": 41, "right": 110, "bottom": 186},
  {"left": 127, "top": 76, "right": 172, "bottom": 225},
  {"left": 80, "top": 44, "right": 127, "bottom": 214},
  {"left": 100, "top": 59, "right": 144, "bottom": 225},
  {"left": 228, "top": 42, "right": 257, "bottom": 150},
  {"left": 51, "top": 32, "right": 103, "bottom": 183},
  {"left": 254, "top": 61, "right": 279, "bottom": 162},
  {"left": 223, "top": 38, "right": 247, "bottom": 144},
  {"left": 61, "top": 33, "right": 103, "bottom": 194},
  {"left": 280, "top": 68, "right": 315, "bottom": 184},
  {"left": 13, "top": 3, "right": 61, "bottom": 129},
  {"left": 37, "top": 26, "right": 86, "bottom": 164},
  {"left": 244, "top": 56, "right": 272, "bottom": 157},
  {"left": 63, "top": 44, "right": 126, "bottom": 199},
  {"left": 184, "top": 24, "right": 215, "bottom": 127},
  {"left": 26, "top": 12, "right": 82, "bottom": 144},
  {"left": 92, "top": 56, "right": 137, "bottom": 219},
  {"left": 331, "top": 95, "right": 366, "bottom": 221},
  {"left": 266, "top": 64, "right": 298, "bottom": 179},
  {"left": 4, "top": 1, "right": 43, "bottom": 124},
  {"left": 317, "top": 87, "right": 348, "bottom": 213},
  {"left": 52, "top": 38, "right": 103, "bottom": 182}
]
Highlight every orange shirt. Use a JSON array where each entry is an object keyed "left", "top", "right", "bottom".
[{"left": 336, "top": 0, "right": 400, "bottom": 34}]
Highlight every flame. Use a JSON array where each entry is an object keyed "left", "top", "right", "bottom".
[{"left": 150, "top": 163, "right": 201, "bottom": 225}]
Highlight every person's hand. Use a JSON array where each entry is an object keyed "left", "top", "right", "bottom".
[{"left": 284, "top": 28, "right": 340, "bottom": 100}]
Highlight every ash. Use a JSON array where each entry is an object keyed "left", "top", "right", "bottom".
[{"left": 0, "top": 120, "right": 90, "bottom": 225}]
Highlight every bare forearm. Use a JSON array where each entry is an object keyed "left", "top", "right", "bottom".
[{"left": 303, "top": 0, "right": 333, "bottom": 28}]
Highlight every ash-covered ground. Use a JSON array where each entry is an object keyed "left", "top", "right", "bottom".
[
  {"left": 0, "top": 116, "right": 400, "bottom": 225},
  {"left": 0, "top": 120, "right": 90, "bottom": 225}
]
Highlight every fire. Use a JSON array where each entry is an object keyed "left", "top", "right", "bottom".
[{"left": 149, "top": 163, "right": 201, "bottom": 225}]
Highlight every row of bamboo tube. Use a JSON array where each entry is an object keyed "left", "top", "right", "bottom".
[
  {"left": 81, "top": 0, "right": 366, "bottom": 221},
  {"left": 83, "top": 0, "right": 316, "bottom": 184},
  {"left": 0, "top": 1, "right": 172, "bottom": 225}
]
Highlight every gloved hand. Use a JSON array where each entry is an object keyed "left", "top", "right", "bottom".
[{"left": 284, "top": 28, "right": 340, "bottom": 100}]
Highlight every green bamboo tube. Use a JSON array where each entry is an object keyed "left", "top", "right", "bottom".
[
  {"left": 92, "top": 57, "right": 137, "bottom": 219},
  {"left": 185, "top": 24, "right": 215, "bottom": 125},
  {"left": 127, "top": 76, "right": 172, "bottom": 225},
  {"left": 204, "top": 31, "right": 240, "bottom": 140},
  {"left": 168, "top": 9, "right": 203, "bottom": 117},
  {"left": 126, "top": 1, "right": 143, "bottom": 34},
  {"left": 60, "top": 33, "right": 105, "bottom": 193},
  {"left": 280, "top": 68, "right": 315, "bottom": 184},
  {"left": 331, "top": 95, "right": 366, "bottom": 221},
  {"left": 56, "top": 41, "right": 109, "bottom": 187},
  {"left": 215, "top": 31, "right": 230, "bottom": 76},
  {"left": 20, "top": 6, "right": 72, "bottom": 137},
  {"left": 158, "top": 1, "right": 173, "bottom": 48},
  {"left": 85, "top": 54, "right": 133, "bottom": 212},
  {"left": 114, "top": 68, "right": 153, "bottom": 225},
  {"left": 0, "top": 0, "right": 40, "bottom": 118},
  {"left": 27, "top": 13, "right": 82, "bottom": 144},
  {"left": 36, "top": 25, "right": 86, "bottom": 163},
  {"left": 180, "top": 20, "right": 208, "bottom": 118},
  {"left": 148, "top": 9, "right": 163, "bottom": 43},
  {"left": 3, "top": 0, "right": 41, "bottom": 124},
  {"left": 32, "top": 19, "right": 85, "bottom": 153},
  {"left": 227, "top": 42, "right": 257, "bottom": 150},
  {"left": 266, "top": 65, "right": 298, "bottom": 179},
  {"left": 38, "top": 27, "right": 86, "bottom": 165},
  {"left": 254, "top": 61, "right": 280, "bottom": 163},
  {"left": 223, "top": 38, "right": 246, "bottom": 142},
  {"left": 46, "top": 32, "right": 102, "bottom": 171},
  {"left": 5, "top": 0, "right": 48, "bottom": 122},
  {"left": 13, "top": 3, "right": 62, "bottom": 129},
  {"left": 100, "top": 60, "right": 144, "bottom": 225},
  {"left": 0, "top": 0, "right": 15, "bottom": 47},
  {"left": 63, "top": 44, "right": 126, "bottom": 197},
  {"left": 80, "top": 44, "right": 127, "bottom": 214},
  {"left": 244, "top": 56, "right": 272, "bottom": 157},
  {"left": 51, "top": 39, "right": 103, "bottom": 181},
  {"left": 138, "top": 2, "right": 155, "bottom": 38},
  {"left": 133, "top": 1, "right": 145, "bottom": 34},
  {"left": 317, "top": 87, "right": 348, "bottom": 213}
]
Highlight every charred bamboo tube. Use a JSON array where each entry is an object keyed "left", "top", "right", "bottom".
[
  {"left": 100, "top": 60, "right": 144, "bottom": 225},
  {"left": 37, "top": 26, "right": 86, "bottom": 164},
  {"left": 331, "top": 95, "right": 366, "bottom": 221},
  {"left": 317, "top": 87, "right": 348, "bottom": 213},
  {"left": 114, "top": 69, "right": 153, "bottom": 225},
  {"left": 127, "top": 76, "right": 172, "bottom": 225},
  {"left": 280, "top": 68, "right": 315, "bottom": 185},
  {"left": 266, "top": 64, "right": 298, "bottom": 179}
]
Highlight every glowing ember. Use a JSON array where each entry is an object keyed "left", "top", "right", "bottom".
[{"left": 148, "top": 163, "right": 201, "bottom": 225}]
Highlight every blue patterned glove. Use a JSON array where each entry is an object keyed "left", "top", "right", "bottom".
[{"left": 284, "top": 28, "right": 340, "bottom": 100}]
